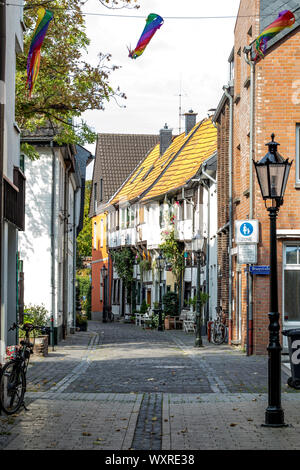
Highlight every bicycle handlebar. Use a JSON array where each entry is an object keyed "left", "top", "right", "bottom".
[{"left": 8, "top": 322, "right": 47, "bottom": 333}]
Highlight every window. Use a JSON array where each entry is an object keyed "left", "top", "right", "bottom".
[
  {"left": 128, "top": 206, "right": 135, "bottom": 228},
  {"left": 100, "top": 179, "right": 103, "bottom": 202},
  {"left": 112, "top": 279, "right": 120, "bottom": 304},
  {"left": 120, "top": 208, "right": 126, "bottom": 229},
  {"left": 93, "top": 222, "right": 97, "bottom": 249},
  {"left": 142, "top": 165, "right": 154, "bottom": 181},
  {"left": 94, "top": 183, "right": 97, "bottom": 212},
  {"left": 176, "top": 201, "right": 183, "bottom": 221},
  {"left": 296, "top": 124, "right": 300, "bottom": 184},
  {"left": 100, "top": 219, "right": 104, "bottom": 248},
  {"left": 283, "top": 244, "right": 300, "bottom": 323},
  {"left": 185, "top": 200, "right": 193, "bottom": 220},
  {"left": 131, "top": 167, "right": 144, "bottom": 183}
]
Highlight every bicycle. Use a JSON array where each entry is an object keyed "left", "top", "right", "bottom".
[
  {"left": 0, "top": 322, "right": 46, "bottom": 415},
  {"left": 211, "top": 307, "right": 227, "bottom": 345}
]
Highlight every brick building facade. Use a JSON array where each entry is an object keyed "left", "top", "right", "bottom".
[{"left": 214, "top": 0, "right": 300, "bottom": 354}]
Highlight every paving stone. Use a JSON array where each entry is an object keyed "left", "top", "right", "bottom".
[{"left": 1, "top": 321, "right": 299, "bottom": 450}]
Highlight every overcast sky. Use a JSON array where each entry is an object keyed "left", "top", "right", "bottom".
[{"left": 83, "top": 0, "right": 240, "bottom": 178}]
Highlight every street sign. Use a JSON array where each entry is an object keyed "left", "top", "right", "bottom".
[
  {"left": 249, "top": 265, "right": 270, "bottom": 275},
  {"left": 237, "top": 243, "right": 257, "bottom": 264},
  {"left": 235, "top": 220, "right": 259, "bottom": 243}
]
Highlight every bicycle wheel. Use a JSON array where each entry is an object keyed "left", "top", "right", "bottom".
[
  {"left": 0, "top": 361, "right": 26, "bottom": 414},
  {"left": 212, "top": 323, "right": 226, "bottom": 345}
]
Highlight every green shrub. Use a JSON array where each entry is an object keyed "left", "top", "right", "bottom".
[
  {"left": 140, "top": 299, "right": 150, "bottom": 314},
  {"left": 162, "top": 292, "right": 179, "bottom": 316},
  {"left": 20, "top": 304, "right": 49, "bottom": 337},
  {"left": 149, "top": 312, "right": 165, "bottom": 329},
  {"left": 76, "top": 314, "right": 87, "bottom": 326}
]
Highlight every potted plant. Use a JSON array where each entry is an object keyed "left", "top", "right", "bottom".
[
  {"left": 76, "top": 313, "right": 88, "bottom": 331},
  {"left": 163, "top": 292, "right": 179, "bottom": 329},
  {"left": 20, "top": 304, "right": 50, "bottom": 356}
]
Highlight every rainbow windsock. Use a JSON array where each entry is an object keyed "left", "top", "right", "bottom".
[
  {"left": 254, "top": 10, "right": 295, "bottom": 61},
  {"left": 26, "top": 8, "right": 53, "bottom": 97},
  {"left": 128, "top": 13, "right": 164, "bottom": 59}
]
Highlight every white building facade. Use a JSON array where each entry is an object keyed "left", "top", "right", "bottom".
[
  {"left": 19, "top": 136, "right": 84, "bottom": 343},
  {"left": 0, "top": 1, "right": 26, "bottom": 361}
]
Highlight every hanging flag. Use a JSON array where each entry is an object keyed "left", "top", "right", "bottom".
[
  {"left": 26, "top": 8, "right": 53, "bottom": 97},
  {"left": 253, "top": 10, "right": 295, "bottom": 61},
  {"left": 128, "top": 13, "right": 164, "bottom": 59}
]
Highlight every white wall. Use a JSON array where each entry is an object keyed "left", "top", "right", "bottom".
[
  {"left": 19, "top": 150, "right": 53, "bottom": 313},
  {"left": 0, "top": 3, "right": 24, "bottom": 360}
]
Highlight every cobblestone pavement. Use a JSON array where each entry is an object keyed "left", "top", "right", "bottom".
[{"left": 0, "top": 321, "right": 299, "bottom": 450}]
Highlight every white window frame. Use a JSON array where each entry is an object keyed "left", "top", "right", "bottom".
[
  {"left": 93, "top": 222, "right": 97, "bottom": 249},
  {"left": 282, "top": 242, "right": 300, "bottom": 324},
  {"left": 100, "top": 219, "right": 104, "bottom": 248},
  {"left": 296, "top": 124, "right": 300, "bottom": 185}
]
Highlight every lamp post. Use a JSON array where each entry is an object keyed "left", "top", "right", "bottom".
[
  {"left": 254, "top": 133, "right": 292, "bottom": 427},
  {"left": 192, "top": 233, "right": 205, "bottom": 347},
  {"left": 156, "top": 253, "right": 165, "bottom": 331},
  {"left": 101, "top": 265, "right": 108, "bottom": 323}
]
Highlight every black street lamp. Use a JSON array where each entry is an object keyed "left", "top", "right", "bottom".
[
  {"left": 254, "top": 133, "right": 292, "bottom": 427},
  {"left": 101, "top": 265, "right": 108, "bottom": 323},
  {"left": 192, "top": 233, "right": 205, "bottom": 347},
  {"left": 156, "top": 253, "right": 165, "bottom": 331}
]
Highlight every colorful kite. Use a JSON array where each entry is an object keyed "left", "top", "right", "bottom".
[
  {"left": 128, "top": 13, "right": 164, "bottom": 59},
  {"left": 27, "top": 8, "right": 53, "bottom": 97},
  {"left": 253, "top": 10, "right": 295, "bottom": 61}
]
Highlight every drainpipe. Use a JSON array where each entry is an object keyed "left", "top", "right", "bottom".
[
  {"left": 63, "top": 159, "right": 71, "bottom": 339},
  {"left": 223, "top": 85, "right": 233, "bottom": 345},
  {"left": 50, "top": 141, "right": 56, "bottom": 350},
  {"left": 244, "top": 45, "right": 255, "bottom": 355},
  {"left": 201, "top": 163, "right": 216, "bottom": 329},
  {"left": 0, "top": 0, "right": 6, "bottom": 353},
  {"left": 73, "top": 185, "right": 79, "bottom": 333}
]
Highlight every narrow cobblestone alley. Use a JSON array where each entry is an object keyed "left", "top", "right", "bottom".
[{"left": 0, "top": 321, "right": 300, "bottom": 450}]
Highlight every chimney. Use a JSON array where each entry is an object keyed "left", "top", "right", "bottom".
[
  {"left": 160, "top": 123, "right": 172, "bottom": 156},
  {"left": 184, "top": 110, "right": 197, "bottom": 135}
]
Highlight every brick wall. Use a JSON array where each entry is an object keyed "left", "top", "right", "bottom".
[
  {"left": 216, "top": 102, "right": 230, "bottom": 323},
  {"left": 230, "top": 0, "right": 300, "bottom": 354}
]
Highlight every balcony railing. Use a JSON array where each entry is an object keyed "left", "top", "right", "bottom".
[{"left": 3, "top": 166, "right": 26, "bottom": 231}]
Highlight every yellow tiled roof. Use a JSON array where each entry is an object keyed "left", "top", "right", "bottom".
[
  {"left": 141, "top": 118, "right": 217, "bottom": 201},
  {"left": 108, "top": 117, "right": 216, "bottom": 206}
]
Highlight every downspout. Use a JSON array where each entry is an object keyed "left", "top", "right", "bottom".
[
  {"left": 50, "top": 141, "right": 56, "bottom": 350},
  {"left": 63, "top": 159, "right": 71, "bottom": 339},
  {"left": 223, "top": 85, "right": 233, "bottom": 345},
  {"left": 244, "top": 46, "right": 255, "bottom": 355},
  {"left": 201, "top": 164, "right": 216, "bottom": 329},
  {"left": 0, "top": 0, "right": 6, "bottom": 353},
  {"left": 73, "top": 185, "right": 79, "bottom": 333}
]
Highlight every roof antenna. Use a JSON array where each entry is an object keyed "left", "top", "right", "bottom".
[{"left": 174, "top": 78, "right": 187, "bottom": 134}]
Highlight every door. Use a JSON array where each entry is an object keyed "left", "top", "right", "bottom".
[
  {"left": 283, "top": 244, "right": 300, "bottom": 348},
  {"left": 147, "top": 289, "right": 151, "bottom": 307}
]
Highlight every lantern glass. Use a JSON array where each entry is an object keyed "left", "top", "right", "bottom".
[
  {"left": 254, "top": 134, "right": 292, "bottom": 202},
  {"left": 101, "top": 265, "right": 108, "bottom": 278},
  {"left": 255, "top": 162, "right": 291, "bottom": 200},
  {"left": 157, "top": 255, "right": 165, "bottom": 270},
  {"left": 192, "top": 234, "right": 205, "bottom": 253}
]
